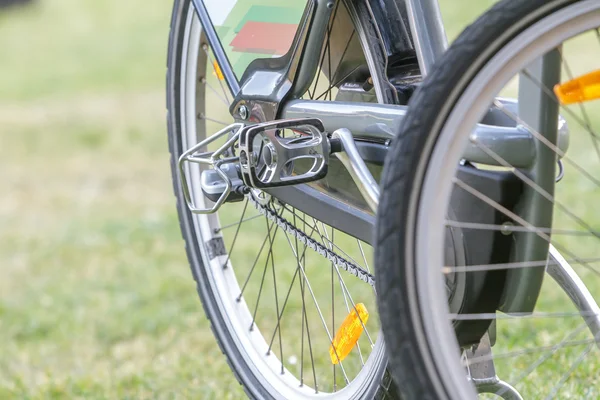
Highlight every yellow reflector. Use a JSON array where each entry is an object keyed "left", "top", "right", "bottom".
[
  {"left": 213, "top": 61, "right": 225, "bottom": 81},
  {"left": 554, "top": 69, "right": 600, "bottom": 105},
  {"left": 329, "top": 303, "right": 369, "bottom": 364}
]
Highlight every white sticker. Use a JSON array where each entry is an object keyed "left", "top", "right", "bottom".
[{"left": 203, "top": 0, "right": 238, "bottom": 26}]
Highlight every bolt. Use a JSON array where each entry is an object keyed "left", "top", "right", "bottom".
[
  {"left": 239, "top": 105, "right": 249, "bottom": 120},
  {"left": 240, "top": 151, "right": 248, "bottom": 166},
  {"left": 501, "top": 222, "right": 515, "bottom": 236},
  {"left": 327, "top": 1, "right": 334, "bottom": 9}
]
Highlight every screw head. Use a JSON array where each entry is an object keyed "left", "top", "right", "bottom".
[
  {"left": 239, "top": 151, "right": 248, "bottom": 166},
  {"left": 239, "top": 105, "right": 249, "bottom": 120},
  {"left": 501, "top": 222, "right": 515, "bottom": 236}
]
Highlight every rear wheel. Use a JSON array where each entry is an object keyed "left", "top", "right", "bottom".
[{"left": 167, "top": 0, "right": 398, "bottom": 398}]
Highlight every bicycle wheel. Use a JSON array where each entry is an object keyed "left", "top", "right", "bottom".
[
  {"left": 167, "top": 0, "right": 398, "bottom": 398},
  {"left": 376, "top": 0, "right": 600, "bottom": 398}
]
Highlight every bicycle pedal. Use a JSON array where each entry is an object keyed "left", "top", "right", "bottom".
[
  {"left": 178, "top": 123, "right": 246, "bottom": 214},
  {"left": 238, "top": 118, "right": 330, "bottom": 189}
]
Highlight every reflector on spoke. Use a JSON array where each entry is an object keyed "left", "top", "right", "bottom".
[
  {"left": 554, "top": 69, "right": 600, "bottom": 104},
  {"left": 329, "top": 303, "right": 369, "bottom": 364},
  {"left": 213, "top": 60, "right": 225, "bottom": 81}
]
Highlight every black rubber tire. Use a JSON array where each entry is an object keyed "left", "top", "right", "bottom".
[
  {"left": 167, "top": 0, "right": 399, "bottom": 398},
  {"left": 374, "top": 0, "right": 579, "bottom": 399}
]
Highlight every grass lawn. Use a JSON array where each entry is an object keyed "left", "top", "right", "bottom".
[{"left": 2, "top": 0, "right": 598, "bottom": 398}]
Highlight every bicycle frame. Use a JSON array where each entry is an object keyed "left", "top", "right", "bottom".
[{"left": 189, "top": 0, "right": 566, "bottom": 313}]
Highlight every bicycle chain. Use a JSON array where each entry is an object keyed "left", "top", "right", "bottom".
[{"left": 248, "top": 196, "right": 376, "bottom": 288}]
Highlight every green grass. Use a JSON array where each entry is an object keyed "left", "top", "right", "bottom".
[{"left": 2, "top": 0, "right": 599, "bottom": 398}]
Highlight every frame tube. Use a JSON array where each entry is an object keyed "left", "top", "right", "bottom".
[{"left": 191, "top": 0, "right": 240, "bottom": 94}]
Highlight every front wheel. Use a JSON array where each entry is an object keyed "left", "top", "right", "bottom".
[{"left": 376, "top": 0, "right": 600, "bottom": 398}]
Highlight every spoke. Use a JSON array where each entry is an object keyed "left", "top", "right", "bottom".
[
  {"left": 238, "top": 221, "right": 273, "bottom": 301},
  {"left": 216, "top": 213, "right": 262, "bottom": 232},
  {"left": 471, "top": 135, "right": 600, "bottom": 239},
  {"left": 494, "top": 104, "right": 600, "bottom": 193},
  {"left": 265, "top": 216, "right": 285, "bottom": 373},
  {"left": 357, "top": 241, "right": 371, "bottom": 274},
  {"left": 315, "top": 65, "right": 362, "bottom": 101},
  {"left": 198, "top": 113, "right": 230, "bottom": 126},
  {"left": 328, "top": 30, "right": 356, "bottom": 93},
  {"left": 493, "top": 323, "right": 589, "bottom": 397},
  {"left": 468, "top": 322, "right": 588, "bottom": 367},
  {"left": 222, "top": 199, "right": 249, "bottom": 269},
  {"left": 494, "top": 90, "right": 600, "bottom": 190},
  {"left": 315, "top": 221, "right": 374, "bottom": 347},
  {"left": 199, "top": 79, "right": 230, "bottom": 107},
  {"left": 267, "top": 268, "right": 298, "bottom": 353},
  {"left": 335, "top": 241, "right": 365, "bottom": 366},
  {"left": 521, "top": 68, "right": 600, "bottom": 145},
  {"left": 202, "top": 44, "right": 231, "bottom": 105},
  {"left": 266, "top": 222, "right": 318, "bottom": 357},
  {"left": 300, "top": 264, "right": 318, "bottom": 392},
  {"left": 294, "top": 212, "right": 318, "bottom": 391},
  {"left": 200, "top": 77, "right": 229, "bottom": 108},
  {"left": 444, "top": 256, "right": 600, "bottom": 274},
  {"left": 446, "top": 220, "right": 600, "bottom": 237},
  {"left": 544, "top": 343, "right": 594, "bottom": 399},
  {"left": 470, "top": 338, "right": 594, "bottom": 366},
  {"left": 357, "top": 240, "right": 377, "bottom": 298},
  {"left": 331, "top": 228, "right": 337, "bottom": 391},
  {"left": 250, "top": 221, "right": 280, "bottom": 330},
  {"left": 281, "top": 227, "right": 350, "bottom": 382},
  {"left": 453, "top": 177, "right": 600, "bottom": 279},
  {"left": 450, "top": 311, "right": 600, "bottom": 321}
]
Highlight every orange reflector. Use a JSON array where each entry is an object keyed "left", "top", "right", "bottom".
[
  {"left": 213, "top": 61, "right": 225, "bottom": 81},
  {"left": 554, "top": 69, "right": 600, "bottom": 105},
  {"left": 329, "top": 303, "right": 369, "bottom": 364}
]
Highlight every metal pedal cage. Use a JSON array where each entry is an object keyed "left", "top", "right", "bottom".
[{"left": 178, "top": 123, "right": 244, "bottom": 214}]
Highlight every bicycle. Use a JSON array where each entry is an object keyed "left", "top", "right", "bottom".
[{"left": 166, "top": 0, "right": 600, "bottom": 398}]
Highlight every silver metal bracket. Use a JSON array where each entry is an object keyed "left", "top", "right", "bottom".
[{"left": 465, "top": 333, "right": 524, "bottom": 400}]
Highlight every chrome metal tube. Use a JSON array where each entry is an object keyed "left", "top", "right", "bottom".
[{"left": 332, "top": 128, "right": 380, "bottom": 212}]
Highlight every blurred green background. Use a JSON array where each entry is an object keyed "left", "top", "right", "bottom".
[{"left": 0, "top": 0, "right": 497, "bottom": 398}]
